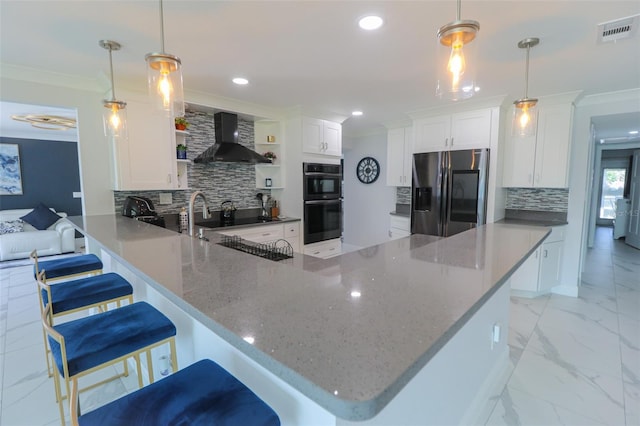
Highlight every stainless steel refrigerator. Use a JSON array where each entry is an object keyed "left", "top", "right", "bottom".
[{"left": 411, "top": 149, "right": 489, "bottom": 237}]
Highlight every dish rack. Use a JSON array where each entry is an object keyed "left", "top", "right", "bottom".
[{"left": 217, "top": 235, "right": 293, "bottom": 261}]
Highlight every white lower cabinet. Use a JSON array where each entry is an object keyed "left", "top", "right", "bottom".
[
  {"left": 304, "top": 238, "right": 342, "bottom": 259},
  {"left": 389, "top": 215, "right": 411, "bottom": 240},
  {"left": 510, "top": 226, "right": 565, "bottom": 296},
  {"left": 218, "top": 221, "right": 301, "bottom": 253}
]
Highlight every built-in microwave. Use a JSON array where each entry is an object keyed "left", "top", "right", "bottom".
[{"left": 303, "top": 163, "right": 342, "bottom": 201}]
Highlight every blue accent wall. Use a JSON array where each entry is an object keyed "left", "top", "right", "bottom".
[{"left": 0, "top": 137, "right": 82, "bottom": 216}]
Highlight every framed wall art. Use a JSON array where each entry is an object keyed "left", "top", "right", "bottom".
[{"left": 0, "top": 143, "right": 23, "bottom": 195}]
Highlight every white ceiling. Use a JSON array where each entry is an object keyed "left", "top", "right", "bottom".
[{"left": 1, "top": 1, "right": 639, "bottom": 141}]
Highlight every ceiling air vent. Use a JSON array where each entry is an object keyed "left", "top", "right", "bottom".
[{"left": 597, "top": 14, "right": 639, "bottom": 43}]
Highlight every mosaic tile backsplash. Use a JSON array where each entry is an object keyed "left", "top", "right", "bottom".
[
  {"left": 114, "top": 109, "right": 269, "bottom": 215},
  {"left": 394, "top": 187, "right": 568, "bottom": 214},
  {"left": 396, "top": 187, "right": 411, "bottom": 205},
  {"left": 505, "top": 188, "right": 569, "bottom": 212}
]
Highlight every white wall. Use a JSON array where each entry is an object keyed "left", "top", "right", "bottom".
[
  {"left": 561, "top": 88, "right": 640, "bottom": 297},
  {"left": 1, "top": 66, "right": 115, "bottom": 216},
  {"left": 342, "top": 132, "right": 395, "bottom": 248}
]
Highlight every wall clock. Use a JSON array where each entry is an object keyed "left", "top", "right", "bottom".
[{"left": 357, "top": 157, "right": 380, "bottom": 184}]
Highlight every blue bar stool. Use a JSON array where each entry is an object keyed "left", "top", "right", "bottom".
[
  {"left": 70, "top": 359, "right": 280, "bottom": 426},
  {"left": 31, "top": 249, "right": 103, "bottom": 282},
  {"left": 42, "top": 301, "right": 177, "bottom": 425},
  {"left": 36, "top": 270, "right": 134, "bottom": 377}
]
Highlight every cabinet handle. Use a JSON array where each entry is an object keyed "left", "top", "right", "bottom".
[
  {"left": 450, "top": 137, "right": 454, "bottom": 146},
  {"left": 262, "top": 233, "right": 271, "bottom": 236},
  {"left": 543, "top": 249, "right": 548, "bottom": 258},
  {"left": 445, "top": 137, "right": 449, "bottom": 146}
]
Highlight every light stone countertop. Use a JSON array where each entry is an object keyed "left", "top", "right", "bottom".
[{"left": 68, "top": 215, "right": 550, "bottom": 421}]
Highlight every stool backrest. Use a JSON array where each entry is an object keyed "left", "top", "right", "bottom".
[
  {"left": 30, "top": 249, "right": 41, "bottom": 275},
  {"left": 35, "top": 270, "right": 53, "bottom": 323}
]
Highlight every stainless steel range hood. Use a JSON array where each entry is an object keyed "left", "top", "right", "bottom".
[{"left": 193, "top": 112, "right": 271, "bottom": 164}]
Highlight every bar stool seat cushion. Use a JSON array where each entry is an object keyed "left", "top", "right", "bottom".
[
  {"left": 78, "top": 359, "right": 280, "bottom": 426},
  {"left": 48, "top": 302, "right": 175, "bottom": 377},
  {"left": 34, "top": 253, "right": 103, "bottom": 280},
  {"left": 41, "top": 272, "right": 133, "bottom": 315}
]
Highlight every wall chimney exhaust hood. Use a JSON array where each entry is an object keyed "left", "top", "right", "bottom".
[{"left": 193, "top": 112, "right": 271, "bottom": 164}]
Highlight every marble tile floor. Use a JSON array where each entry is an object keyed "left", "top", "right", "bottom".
[{"left": 0, "top": 226, "right": 637, "bottom": 425}]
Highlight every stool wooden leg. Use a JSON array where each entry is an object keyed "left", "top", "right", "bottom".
[
  {"left": 134, "top": 354, "right": 143, "bottom": 388},
  {"left": 170, "top": 338, "right": 178, "bottom": 374},
  {"left": 146, "top": 350, "right": 155, "bottom": 384}
]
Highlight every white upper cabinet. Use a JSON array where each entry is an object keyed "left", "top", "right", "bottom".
[
  {"left": 413, "top": 108, "right": 492, "bottom": 153},
  {"left": 503, "top": 102, "right": 574, "bottom": 188},
  {"left": 387, "top": 126, "right": 413, "bottom": 187},
  {"left": 302, "top": 117, "right": 342, "bottom": 157},
  {"left": 112, "top": 98, "right": 177, "bottom": 190}
]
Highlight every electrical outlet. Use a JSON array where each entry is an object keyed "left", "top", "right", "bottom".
[
  {"left": 159, "top": 193, "right": 172, "bottom": 205},
  {"left": 491, "top": 323, "right": 501, "bottom": 349}
]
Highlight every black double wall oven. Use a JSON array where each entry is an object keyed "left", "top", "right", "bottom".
[{"left": 303, "top": 163, "right": 342, "bottom": 244}]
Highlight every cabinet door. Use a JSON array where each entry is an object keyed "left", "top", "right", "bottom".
[
  {"left": 302, "top": 117, "right": 324, "bottom": 154},
  {"left": 538, "top": 241, "right": 562, "bottom": 292},
  {"left": 323, "top": 121, "right": 342, "bottom": 156},
  {"left": 534, "top": 103, "right": 573, "bottom": 188},
  {"left": 113, "top": 99, "right": 176, "bottom": 190},
  {"left": 509, "top": 248, "right": 540, "bottom": 292},
  {"left": 402, "top": 127, "right": 414, "bottom": 186},
  {"left": 414, "top": 116, "right": 450, "bottom": 153},
  {"left": 502, "top": 132, "right": 536, "bottom": 187},
  {"left": 451, "top": 109, "right": 492, "bottom": 150},
  {"left": 387, "top": 128, "right": 405, "bottom": 186}
]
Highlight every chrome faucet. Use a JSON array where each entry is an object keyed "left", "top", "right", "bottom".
[{"left": 188, "top": 191, "right": 209, "bottom": 237}]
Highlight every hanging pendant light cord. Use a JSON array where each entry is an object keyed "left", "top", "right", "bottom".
[
  {"left": 456, "top": 0, "right": 461, "bottom": 20},
  {"left": 107, "top": 47, "right": 117, "bottom": 102},
  {"left": 523, "top": 45, "right": 530, "bottom": 99},
  {"left": 159, "top": 0, "right": 166, "bottom": 53}
]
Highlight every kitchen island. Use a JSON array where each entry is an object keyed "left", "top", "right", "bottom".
[{"left": 68, "top": 215, "right": 549, "bottom": 425}]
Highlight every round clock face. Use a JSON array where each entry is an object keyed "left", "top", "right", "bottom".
[{"left": 357, "top": 157, "right": 380, "bottom": 184}]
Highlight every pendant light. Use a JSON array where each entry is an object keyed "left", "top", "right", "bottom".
[
  {"left": 512, "top": 38, "right": 539, "bottom": 137},
  {"left": 145, "top": 0, "right": 185, "bottom": 117},
  {"left": 99, "top": 40, "right": 127, "bottom": 138},
  {"left": 436, "top": 0, "right": 479, "bottom": 101}
]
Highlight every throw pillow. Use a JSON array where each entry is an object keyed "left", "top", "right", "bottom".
[
  {"left": 20, "top": 203, "right": 62, "bottom": 230},
  {"left": 0, "top": 220, "right": 24, "bottom": 235}
]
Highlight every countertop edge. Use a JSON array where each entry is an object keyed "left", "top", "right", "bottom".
[{"left": 67, "top": 216, "right": 550, "bottom": 421}]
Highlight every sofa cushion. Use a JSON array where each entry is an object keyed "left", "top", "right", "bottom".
[
  {"left": 0, "top": 220, "right": 23, "bottom": 235},
  {"left": 20, "top": 203, "right": 62, "bottom": 230}
]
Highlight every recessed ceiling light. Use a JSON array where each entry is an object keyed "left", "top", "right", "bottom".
[
  {"left": 629, "top": 130, "right": 639, "bottom": 135},
  {"left": 358, "top": 15, "right": 383, "bottom": 30},
  {"left": 232, "top": 77, "right": 249, "bottom": 85},
  {"left": 352, "top": 110, "right": 363, "bottom": 116}
]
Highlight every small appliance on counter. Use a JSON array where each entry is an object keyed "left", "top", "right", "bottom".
[
  {"left": 220, "top": 200, "right": 237, "bottom": 226},
  {"left": 122, "top": 196, "right": 166, "bottom": 228}
]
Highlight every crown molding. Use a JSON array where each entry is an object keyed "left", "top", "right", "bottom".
[{"left": 0, "top": 63, "right": 101, "bottom": 92}]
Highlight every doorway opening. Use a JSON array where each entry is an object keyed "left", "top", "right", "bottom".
[{"left": 598, "top": 167, "right": 627, "bottom": 224}]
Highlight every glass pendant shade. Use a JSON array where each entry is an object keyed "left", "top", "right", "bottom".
[
  {"left": 103, "top": 100, "right": 127, "bottom": 138},
  {"left": 436, "top": 21, "right": 479, "bottom": 101},
  {"left": 146, "top": 0, "right": 185, "bottom": 117},
  {"left": 99, "top": 40, "right": 127, "bottom": 138},
  {"left": 512, "top": 38, "right": 539, "bottom": 137},
  {"left": 145, "top": 53, "right": 185, "bottom": 117},
  {"left": 512, "top": 99, "right": 538, "bottom": 137}
]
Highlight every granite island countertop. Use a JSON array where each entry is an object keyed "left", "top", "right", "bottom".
[{"left": 68, "top": 215, "right": 550, "bottom": 421}]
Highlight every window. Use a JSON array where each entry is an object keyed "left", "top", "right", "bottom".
[{"left": 599, "top": 168, "right": 626, "bottom": 219}]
